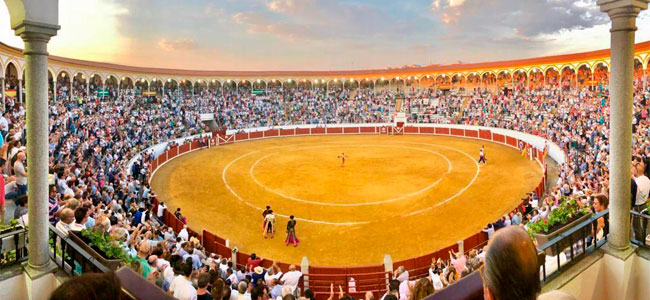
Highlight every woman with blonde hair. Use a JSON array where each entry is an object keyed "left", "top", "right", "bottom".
[{"left": 408, "top": 278, "right": 434, "bottom": 300}]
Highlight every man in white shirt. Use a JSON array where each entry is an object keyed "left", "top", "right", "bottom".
[
  {"left": 55, "top": 208, "right": 75, "bottom": 236},
  {"left": 157, "top": 201, "right": 167, "bottom": 218},
  {"left": 280, "top": 265, "right": 302, "bottom": 294},
  {"left": 169, "top": 262, "right": 197, "bottom": 300},
  {"left": 264, "top": 263, "right": 283, "bottom": 286},
  {"left": 178, "top": 225, "right": 189, "bottom": 241},
  {"left": 633, "top": 164, "right": 650, "bottom": 240}
]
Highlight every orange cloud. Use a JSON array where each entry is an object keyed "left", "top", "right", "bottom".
[{"left": 157, "top": 38, "right": 196, "bottom": 51}]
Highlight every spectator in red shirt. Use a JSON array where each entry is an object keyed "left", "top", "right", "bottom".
[{"left": 246, "top": 253, "right": 263, "bottom": 272}]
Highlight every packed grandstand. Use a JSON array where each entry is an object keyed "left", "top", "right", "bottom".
[{"left": 1, "top": 32, "right": 649, "bottom": 299}]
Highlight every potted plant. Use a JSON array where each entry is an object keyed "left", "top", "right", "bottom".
[
  {"left": 528, "top": 198, "right": 592, "bottom": 256},
  {"left": 68, "top": 229, "right": 129, "bottom": 271},
  {"left": 0, "top": 219, "right": 22, "bottom": 235}
]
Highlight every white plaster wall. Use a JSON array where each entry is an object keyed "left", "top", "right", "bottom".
[{"left": 0, "top": 272, "right": 27, "bottom": 300}]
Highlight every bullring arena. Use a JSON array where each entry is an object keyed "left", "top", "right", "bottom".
[{"left": 150, "top": 126, "right": 545, "bottom": 266}]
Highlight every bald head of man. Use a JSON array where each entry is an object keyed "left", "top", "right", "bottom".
[{"left": 482, "top": 226, "right": 540, "bottom": 300}]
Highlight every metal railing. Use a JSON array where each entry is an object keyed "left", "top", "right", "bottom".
[
  {"left": 630, "top": 209, "right": 650, "bottom": 248},
  {"left": 538, "top": 209, "right": 608, "bottom": 283},
  {"left": 0, "top": 225, "right": 27, "bottom": 268},
  {"left": 48, "top": 225, "right": 109, "bottom": 276}
]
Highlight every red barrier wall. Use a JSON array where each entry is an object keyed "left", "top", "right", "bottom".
[
  {"left": 492, "top": 133, "right": 505, "bottom": 143},
  {"left": 281, "top": 129, "right": 294, "bottom": 136},
  {"left": 435, "top": 127, "right": 450, "bottom": 134},
  {"left": 235, "top": 132, "right": 248, "bottom": 141},
  {"left": 327, "top": 127, "right": 343, "bottom": 134},
  {"left": 451, "top": 128, "right": 464, "bottom": 136},
  {"left": 479, "top": 129, "right": 491, "bottom": 140},
  {"left": 250, "top": 131, "right": 263, "bottom": 139},
  {"left": 264, "top": 129, "right": 279, "bottom": 137},
  {"left": 420, "top": 127, "right": 434, "bottom": 134},
  {"left": 465, "top": 130, "right": 478, "bottom": 138},
  {"left": 311, "top": 127, "right": 326, "bottom": 134},
  {"left": 343, "top": 127, "right": 360, "bottom": 134},
  {"left": 404, "top": 126, "right": 419, "bottom": 133},
  {"left": 296, "top": 128, "right": 310, "bottom": 135},
  {"left": 360, "top": 127, "right": 376, "bottom": 133}
]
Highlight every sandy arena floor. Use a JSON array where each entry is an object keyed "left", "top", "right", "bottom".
[{"left": 150, "top": 135, "right": 542, "bottom": 266}]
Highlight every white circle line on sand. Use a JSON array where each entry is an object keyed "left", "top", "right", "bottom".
[
  {"left": 220, "top": 140, "right": 480, "bottom": 224},
  {"left": 221, "top": 144, "right": 371, "bottom": 225},
  {"left": 248, "top": 144, "right": 452, "bottom": 206}
]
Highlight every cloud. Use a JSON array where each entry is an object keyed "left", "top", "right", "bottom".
[
  {"left": 412, "top": 43, "right": 432, "bottom": 53},
  {"left": 431, "top": 0, "right": 607, "bottom": 36},
  {"left": 157, "top": 38, "right": 196, "bottom": 51}
]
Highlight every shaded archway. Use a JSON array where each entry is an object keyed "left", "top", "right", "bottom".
[
  {"left": 135, "top": 78, "right": 149, "bottom": 93},
  {"left": 194, "top": 80, "right": 207, "bottom": 95},
  {"left": 577, "top": 64, "right": 592, "bottom": 86},
  {"left": 120, "top": 76, "right": 134, "bottom": 93},
  {"left": 512, "top": 70, "right": 527, "bottom": 90},
  {"left": 496, "top": 71, "right": 511, "bottom": 88},
  {"left": 267, "top": 79, "right": 282, "bottom": 91},
  {"left": 545, "top": 67, "right": 559, "bottom": 86},
  {"left": 47, "top": 70, "right": 54, "bottom": 100},
  {"left": 528, "top": 68, "right": 543, "bottom": 88},
  {"left": 466, "top": 73, "right": 480, "bottom": 88},
  {"left": 164, "top": 79, "right": 179, "bottom": 94},
  {"left": 179, "top": 79, "right": 193, "bottom": 95},
  {"left": 375, "top": 78, "right": 389, "bottom": 90},
  {"left": 89, "top": 74, "right": 103, "bottom": 96},
  {"left": 451, "top": 74, "right": 465, "bottom": 88},
  {"left": 57, "top": 70, "right": 71, "bottom": 101},
  {"left": 435, "top": 74, "right": 450, "bottom": 86},
  {"left": 327, "top": 79, "right": 343, "bottom": 91},
  {"left": 298, "top": 79, "right": 312, "bottom": 91},
  {"left": 360, "top": 78, "right": 374, "bottom": 89},
  {"left": 634, "top": 58, "right": 644, "bottom": 81},
  {"left": 284, "top": 79, "right": 296, "bottom": 91},
  {"left": 390, "top": 77, "right": 405, "bottom": 90},
  {"left": 313, "top": 79, "right": 326, "bottom": 92},
  {"left": 252, "top": 80, "right": 266, "bottom": 91},
  {"left": 481, "top": 72, "right": 496, "bottom": 88},
  {"left": 105, "top": 75, "right": 118, "bottom": 98},
  {"left": 560, "top": 66, "right": 576, "bottom": 88},
  {"left": 418, "top": 75, "right": 434, "bottom": 88},
  {"left": 593, "top": 62, "right": 609, "bottom": 86},
  {"left": 238, "top": 80, "right": 252, "bottom": 92},
  {"left": 405, "top": 76, "right": 417, "bottom": 88},
  {"left": 150, "top": 79, "right": 163, "bottom": 95},
  {"left": 344, "top": 78, "right": 359, "bottom": 90},
  {"left": 72, "top": 72, "right": 87, "bottom": 98},
  {"left": 4, "top": 62, "right": 20, "bottom": 101},
  {"left": 223, "top": 80, "right": 236, "bottom": 92},
  {"left": 208, "top": 80, "right": 222, "bottom": 93}
]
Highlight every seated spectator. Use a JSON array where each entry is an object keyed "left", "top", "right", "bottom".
[
  {"left": 197, "top": 272, "right": 214, "bottom": 300},
  {"left": 169, "top": 262, "right": 197, "bottom": 300},
  {"left": 480, "top": 226, "right": 542, "bottom": 300},
  {"left": 55, "top": 208, "right": 74, "bottom": 236},
  {"left": 69, "top": 206, "right": 88, "bottom": 232},
  {"left": 13, "top": 194, "right": 27, "bottom": 219},
  {"left": 280, "top": 264, "right": 302, "bottom": 294},
  {"left": 408, "top": 278, "right": 434, "bottom": 300}
]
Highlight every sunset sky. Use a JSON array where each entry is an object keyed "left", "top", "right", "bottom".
[{"left": 1, "top": 0, "right": 650, "bottom": 71}]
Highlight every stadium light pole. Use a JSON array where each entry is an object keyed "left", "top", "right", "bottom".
[{"left": 599, "top": 0, "right": 649, "bottom": 256}]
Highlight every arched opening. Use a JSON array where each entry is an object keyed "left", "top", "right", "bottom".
[
  {"left": 545, "top": 67, "right": 559, "bottom": 86},
  {"left": 466, "top": 73, "right": 480, "bottom": 88},
  {"left": 360, "top": 78, "right": 374, "bottom": 90},
  {"left": 179, "top": 80, "right": 193, "bottom": 95},
  {"left": 327, "top": 79, "right": 343, "bottom": 92},
  {"left": 594, "top": 62, "right": 609, "bottom": 86},
  {"left": 89, "top": 74, "right": 103, "bottom": 96},
  {"left": 496, "top": 71, "right": 511, "bottom": 88},
  {"left": 298, "top": 79, "right": 312, "bottom": 91},
  {"left": 435, "top": 74, "right": 450, "bottom": 86},
  {"left": 451, "top": 74, "right": 465, "bottom": 88},
  {"left": 239, "top": 80, "right": 252, "bottom": 92},
  {"left": 194, "top": 80, "right": 207, "bottom": 95},
  {"left": 481, "top": 72, "right": 496, "bottom": 88},
  {"left": 164, "top": 79, "right": 179, "bottom": 95},
  {"left": 72, "top": 72, "right": 87, "bottom": 98},
  {"left": 390, "top": 77, "right": 405, "bottom": 91},
  {"left": 405, "top": 76, "right": 417, "bottom": 87},
  {"left": 528, "top": 69, "right": 543, "bottom": 89},
  {"left": 57, "top": 71, "right": 71, "bottom": 101},
  {"left": 375, "top": 78, "right": 389, "bottom": 90},
  {"left": 267, "top": 79, "right": 282, "bottom": 92},
  {"left": 512, "top": 70, "right": 527, "bottom": 90},
  {"left": 135, "top": 78, "right": 149, "bottom": 93},
  {"left": 418, "top": 75, "right": 434, "bottom": 88},
  {"left": 48, "top": 70, "right": 54, "bottom": 101},
  {"left": 560, "top": 66, "right": 576, "bottom": 89},
  {"left": 634, "top": 58, "right": 644, "bottom": 82},
  {"left": 119, "top": 76, "right": 134, "bottom": 92},
  {"left": 223, "top": 80, "right": 236, "bottom": 93},
  {"left": 284, "top": 79, "right": 296, "bottom": 91},
  {"left": 252, "top": 80, "right": 266, "bottom": 91},
  {"left": 577, "top": 64, "right": 592, "bottom": 86},
  {"left": 313, "top": 79, "right": 326, "bottom": 93},
  {"left": 344, "top": 78, "right": 359, "bottom": 90},
  {"left": 208, "top": 80, "right": 222, "bottom": 93},
  {"left": 105, "top": 75, "right": 118, "bottom": 98},
  {"left": 4, "top": 62, "right": 20, "bottom": 102},
  {"left": 150, "top": 79, "right": 163, "bottom": 95}
]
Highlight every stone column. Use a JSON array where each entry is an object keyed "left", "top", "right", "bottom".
[
  {"left": 1, "top": 77, "right": 5, "bottom": 109},
  {"left": 599, "top": 0, "right": 649, "bottom": 254},
  {"left": 52, "top": 80, "right": 56, "bottom": 103},
  {"left": 14, "top": 21, "right": 59, "bottom": 271},
  {"left": 86, "top": 81, "right": 90, "bottom": 98},
  {"left": 18, "top": 79, "right": 23, "bottom": 103}
]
